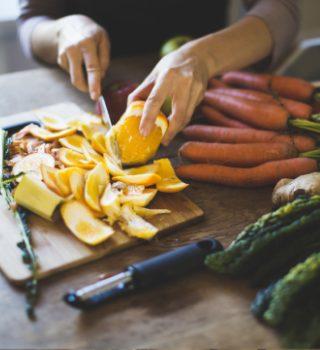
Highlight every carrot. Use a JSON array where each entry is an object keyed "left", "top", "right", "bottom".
[
  {"left": 204, "top": 91, "right": 289, "bottom": 130},
  {"left": 176, "top": 158, "right": 318, "bottom": 187},
  {"left": 222, "top": 71, "right": 271, "bottom": 92},
  {"left": 211, "top": 87, "right": 312, "bottom": 119},
  {"left": 179, "top": 141, "right": 298, "bottom": 167},
  {"left": 271, "top": 76, "right": 315, "bottom": 102},
  {"left": 182, "top": 125, "right": 316, "bottom": 152},
  {"left": 208, "top": 78, "right": 228, "bottom": 89},
  {"left": 200, "top": 105, "right": 252, "bottom": 129},
  {"left": 212, "top": 87, "right": 274, "bottom": 103}
]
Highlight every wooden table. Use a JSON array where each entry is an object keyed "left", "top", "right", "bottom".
[{"left": 0, "top": 55, "right": 281, "bottom": 349}]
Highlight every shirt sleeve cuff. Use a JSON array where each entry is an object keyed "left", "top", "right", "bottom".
[
  {"left": 246, "top": 0, "right": 300, "bottom": 69},
  {"left": 18, "top": 16, "right": 51, "bottom": 58}
]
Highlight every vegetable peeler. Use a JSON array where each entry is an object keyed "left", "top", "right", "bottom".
[{"left": 63, "top": 238, "right": 223, "bottom": 309}]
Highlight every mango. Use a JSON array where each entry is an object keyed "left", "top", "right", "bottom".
[{"left": 14, "top": 174, "right": 63, "bottom": 221}]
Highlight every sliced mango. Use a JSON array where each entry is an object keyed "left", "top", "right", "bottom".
[
  {"left": 104, "top": 154, "right": 125, "bottom": 176},
  {"left": 40, "top": 113, "right": 70, "bottom": 131},
  {"left": 14, "top": 174, "right": 63, "bottom": 221},
  {"left": 58, "top": 148, "right": 95, "bottom": 169},
  {"left": 91, "top": 132, "right": 107, "bottom": 154},
  {"left": 154, "top": 158, "right": 188, "bottom": 193},
  {"left": 41, "top": 164, "right": 64, "bottom": 197},
  {"left": 120, "top": 188, "right": 157, "bottom": 207},
  {"left": 105, "top": 128, "right": 121, "bottom": 162},
  {"left": 125, "top": 163, "right": 159, "bottom": 176},
  {"left": 84, "top": 162, "right": 109, "bottom": 212},
  {"left": 133, "top": 206, "right": 170, "bottom": 217},
  {"left": 12, "top": 153, "right": 55, "bottom": 181},
  {"left": 61, "top": 200, "right": 114, "bottom": 245},
  {"left": 100, "top": 183, "right": 122, "bottom": 225},
  {"left": 69, "top": 171, "right": 85, "bottom": 200},
  {"left": 55, "top": 167, "right": 85, "bottom": 197},
  {"left": 119, "top": 204, "right": 158, "bottom": 240},
  {"left": 82, "top": 142, "right": 104, "bottom": 164},
  {"left": 80, "top": 122, "right": 109, "bottom": 141},
  {"left": 59, "top": 134, "right": 90, "bottom": 153},
  {"left": 28, "top": 124, "right": 77, "bottom": 141},
  {"left": 113, "top": 173, "right": 161, "bottom": 186}
]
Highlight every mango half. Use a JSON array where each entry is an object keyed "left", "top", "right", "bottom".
[{"left": 14, "top": 174, "right": 63, "bottom": 221}]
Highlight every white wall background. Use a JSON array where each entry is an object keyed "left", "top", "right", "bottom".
[{"left": 0, "top": 0, "right": 319, "bottom": 75}]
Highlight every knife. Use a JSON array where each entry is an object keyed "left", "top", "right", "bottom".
[
  {"left": 63, "top": 238, "right": 223, "bottom": 309},
  {"left": 98, "top": 96, "right": 113, "bottom": 130}
]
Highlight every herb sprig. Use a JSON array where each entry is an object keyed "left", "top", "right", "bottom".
[{"left": 0, "top": 129, "right": 38, "bottom": 319}]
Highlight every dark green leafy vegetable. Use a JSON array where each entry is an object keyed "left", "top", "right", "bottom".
[
  {"left": 263, "top": 252, "right": 320, "bottom": 327},
  {"left": 0, "top": 129, "right": 38, "bottom": 319},
  {"left": 206, "top": 196, "right": 320, "bottom": 276},
  {"left": 251, "top": 253, "right": 320, "bottom": 348}
]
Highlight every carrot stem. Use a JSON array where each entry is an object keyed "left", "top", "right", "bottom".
[
  {"left": 300, "top": 148, "right": 320, "bottom": 159},
  {"left": 290, "top": 118, "right": 320, "bottom": 133},
  {"left": 310, "top": 114, "right": 320, "bottom": 123}
]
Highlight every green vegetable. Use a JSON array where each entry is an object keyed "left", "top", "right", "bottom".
[
  {"left": 206, "top": 204, "right": 320, "bottom": 276},
  {"left": 251, "top": 253, "right": 320, "bottom": 347},
  {"left": 263, "top": 252, "right": 320, "bottom": 327},
  {"left": 0, "top": 129, "right": 38, "bottom": 319}
]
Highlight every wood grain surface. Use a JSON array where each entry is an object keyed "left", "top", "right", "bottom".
[
  {"left": 0, "top": 56, "right": 282, "bottom": 349},
  {"left": 0, "top": 102, "right": 203, "bottom": 284}
]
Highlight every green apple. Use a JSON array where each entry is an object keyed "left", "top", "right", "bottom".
[{"left": 160, "top": 35, "right": 193, "bottom": 57}]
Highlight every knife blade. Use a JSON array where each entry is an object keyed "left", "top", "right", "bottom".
[{"left": 98, "top": 96, "right": 113, "bottom": 131}]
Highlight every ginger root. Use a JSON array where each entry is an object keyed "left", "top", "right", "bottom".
[{"left": 272, "top": 172, "right": 320, "bottom": 207}]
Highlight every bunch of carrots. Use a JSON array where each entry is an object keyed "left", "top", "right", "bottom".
[{"left": 176, "top": 71, "right": 320, "bottom": 187}]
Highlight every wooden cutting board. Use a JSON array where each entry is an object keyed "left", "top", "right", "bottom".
[{"left": 0, "top": 103, "right": 204, "bottom": 285}]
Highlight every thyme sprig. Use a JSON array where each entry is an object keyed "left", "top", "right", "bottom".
[{"left": 0, "top": 129, "right": 38, "bottom": 319}]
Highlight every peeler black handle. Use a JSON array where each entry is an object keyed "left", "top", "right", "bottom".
[{"left": 128, "top": 238, "right": 223, "bottom": 288}]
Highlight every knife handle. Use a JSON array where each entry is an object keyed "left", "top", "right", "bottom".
[{"left": 128, "top": 238, "right": 223, "bottom": 288}]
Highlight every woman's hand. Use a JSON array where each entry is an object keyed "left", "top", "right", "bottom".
[
  {"left": 128, "top": 44, "right": 213, "bottom": 145},
  {"left": 56, "top": 15, "right": 110, "bottom": 100}
]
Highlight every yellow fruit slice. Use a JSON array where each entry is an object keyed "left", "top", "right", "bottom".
[
  {"left": 154, "top": 158, "right": 188, "bottom": 193},
  {"left": 80, "top": 122, "right": 109, "bottom": 141},
  {"left": 40, "top": 164, "right": 64, "bottom": 196},
  {"left": 84, "top": 162, "right": 109, "bottom": 212},
  {"left": 91, "top": 132, "right": 107, "bottom": 154},
  {"left": 82, "top": 142, "right": 104, "bottom": 164},
  {"left": 12, "top": 153, "right": 55, "bottom": 181},
  {"left": 104, "top": 154, "right": 125, "bottom": 176},
  {"left": 100, "top": 183, "right": 122, "bottom": 225},
  {"left": 105, "top": 128, "right": 121, "bottom": 161},
  {"left": 133, "top": 206, "right": 170, "bottom": 217},
  {"left": 55, "top": 167, "right": 85, "bottom": 197},
  {"left": 114, "top": 101, "right": 168, "bottom": 165},
  {"left": 69, "top": 171, "right": 85, "bottom": 200},
  {"left": 120, "top": 188, "right": 157, "bottom": 207},
  {"left": 14, "top": 174, "right": 63, "bottom": 221},
  {"left": 61, "top": 200, "right": 114, "bottom": 245},
  {"left": 39, "top": 113, "right": 70, "bottom": 131},
  {"left": 54, "top": 169, "right": 72, "bottom": 197},
  {"left": 113, "top": 173, "right": 161, "bottom": 186},
  {"left": 28, "top": 124, "right": 77, "bottom": 141},
  {"left": 59, "top": 134, "right": 91, "bottom": 153},
  {"left": 125, "top": 163, "right": 159, "bottom": 175},
  {"left": 119, "top": 204, "right": 158, "bottom": 240},
  {"left": 58, "top": 148, "right": 95, "bottom": 169}
]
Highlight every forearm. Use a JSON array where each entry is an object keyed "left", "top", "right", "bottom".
[{"left": 184, "top": 16, "right": 273, "bottom": 77}]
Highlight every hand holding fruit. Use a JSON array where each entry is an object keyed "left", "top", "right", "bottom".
[
  {"left": 128, "top": 43, "right": 212, "bottom": 145},
  {"left": 56, "top": 15, "right": 110, "bottom": 100}
]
